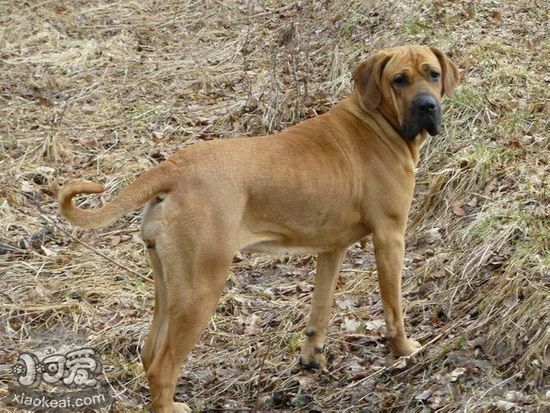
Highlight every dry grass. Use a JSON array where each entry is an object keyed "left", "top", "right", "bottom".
[{"left": 1, "top": 0, "right": 548, "bottom": 411}]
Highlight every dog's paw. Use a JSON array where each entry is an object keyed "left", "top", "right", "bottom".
[
  {"left": 299, "top": 347, "right": 326, "bottom": 370},
  {"left": 146, "top": 402, "right": 191, "bottom": 413},
  {"left": 174, "top": 402, "right": 191, "bottom": 413},
  {"left": 389, "top": 338, "right": 422, "bottom": 356}
]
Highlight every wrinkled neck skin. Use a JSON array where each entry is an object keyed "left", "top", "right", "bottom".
[{"left": 344, "top": 90, "right": 428, "bottom": 167}]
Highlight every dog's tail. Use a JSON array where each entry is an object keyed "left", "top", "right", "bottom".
[{"left": 58, "top": 160, "right": 178, "bottom": 229}]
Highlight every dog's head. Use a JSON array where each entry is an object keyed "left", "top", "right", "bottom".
[{"left": 352, "top": 46, "right": 459, "bottom": 141}]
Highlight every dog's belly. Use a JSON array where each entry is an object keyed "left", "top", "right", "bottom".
[
  {"left": 241, "top": 240, "right": 327, "bottom": 255},
  {"left": 239, "top": 222, "right": 367, "bottom": 256}
]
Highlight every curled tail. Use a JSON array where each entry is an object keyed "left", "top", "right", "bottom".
[{"left": 58, "top": 161, "right": 178, "bottom": 229}]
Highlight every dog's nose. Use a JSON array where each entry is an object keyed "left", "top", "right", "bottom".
[{"left": 415, "top": 94, "right": 437, "bottom": 112}]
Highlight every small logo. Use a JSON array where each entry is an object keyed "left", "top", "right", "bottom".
[
  {"left": 12, "top": 347, "right": 102, "bottom": 389},
  {"left": 6, "top": 347, "right": 112, "bottom": 412}
]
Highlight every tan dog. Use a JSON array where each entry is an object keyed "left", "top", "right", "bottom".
[{"left": 58, "top": 45, "right": 458, "bottom": 412}]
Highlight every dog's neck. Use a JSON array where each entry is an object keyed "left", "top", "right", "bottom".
[{"left": 339, "top": 93, "right": 424, "bottom": 167}]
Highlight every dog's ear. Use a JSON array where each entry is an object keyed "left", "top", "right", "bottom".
[
  {"left": 430, "top": 47, "right": 459, "bottom": 97},
  {"left": 352, "top": 51, "right": 392, "bottom": 111}
]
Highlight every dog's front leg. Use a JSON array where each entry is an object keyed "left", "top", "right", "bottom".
[
  {"left": 300, "top": 248, "right": 346, "bottom": 369},
  {"left": 373, "top": 228, "right": 421, "bottom": 356}
]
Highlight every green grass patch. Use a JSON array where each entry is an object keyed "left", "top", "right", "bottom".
[
  {"left": 340, "top": 11, "right": 364, "bottom": 38},
  {"left": 128, "top": 102, "right": 166, "bottom": 127},
  {"left": 402, "top": 17, "right": 429, "bottom": 35},
  {"left": 287, "top": 332, "right": 304, "bottom": 354},
  {"left": 446, "top": 88, "right": 485, "bottom": 112}
]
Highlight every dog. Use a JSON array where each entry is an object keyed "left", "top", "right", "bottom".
[{"left": 58, "top": 45, "right": 458, "bottom": 412}]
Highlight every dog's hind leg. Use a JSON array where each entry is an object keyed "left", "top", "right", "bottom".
[
  {"left": 140, "top": 199, "right": 169, "bottom": 374},
  {"left": 300, "top": 248, "right": 346, "bottom": 369},
  {"left": 145, "top": 211, "right": 236, "bottom": 413},
  {"left": 140, "top": 248, "right": 165, "bottom": 374}
]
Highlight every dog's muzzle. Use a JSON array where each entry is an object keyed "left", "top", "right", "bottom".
[{"left": 401, "top": 93, "right": 442, "bottom": 141}]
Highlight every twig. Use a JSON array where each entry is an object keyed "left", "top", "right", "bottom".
[
  {"left": 329, "top": 319, "right": 466, "bottom": 407},
  {"left": 464, "top": 372, "right": 522, "bottom": 412},
  {"left": 249, "top": 3, "right": 295, "bottom": 18},
  {"left": 1, "top": 300, "right": 81, "bottom": 312},
  {"left": 254, "top": 335, "right": 273, "bottom": 411},
  {"left": 23, "top": 202, "right": 153, "bottom": 283}
]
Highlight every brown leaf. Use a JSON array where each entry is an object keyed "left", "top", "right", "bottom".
[
  {"left": 335, "top": 297, "right": 355, "bottom": 310},
  {"left": 417, "top": 228, "right": 442, "bottom": 245},
  {"left": 490, "top": 10, "right": 502, "bottom": 24},
  {"left": 109, "top": 235, "right": 122, "bottom": 247},
  {"left": 0, "top": 352, "right": 15, "bottom": 365},
  {"left": 37, "top": 96, "right": 54, "bottom": 107},
  {"left": 296, "top": 374, "right": 315, "bottom": 389},
  {"left": 509, "top": 139, "right": 523, "bottom": 149},
  {"left": 21, "top": 181, "right": 34, "bottom": 194},
  {"left": 364, "top": 319, "right": 384, "bottom": 331},
  {"left": 451, "top": 202, "right": 466, "bottom": 216},
  {"left": 450, "top": 367, "right": 466, "bottom": 381},
  {"left": 277, "top": 23, "right": 295, "bottom": 47},
  {"left": 483, "top": 178, "right": 498, "bottom": 195},
  {"left": 343, "top": 317, "right": 362, "bottom": 333},
  {"left": 415, "top": 390, "right": 432, "bottom": 401}
]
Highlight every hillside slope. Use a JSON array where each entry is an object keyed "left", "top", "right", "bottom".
[{"left": 1, "top": 1, "right": 548, "bottom": 411}]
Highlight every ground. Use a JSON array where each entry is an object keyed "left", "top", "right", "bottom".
[{"left": 0, "top": 0, "right": 548, "bottom": 412}]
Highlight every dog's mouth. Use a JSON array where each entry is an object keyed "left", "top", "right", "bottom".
[
  {"left": 424, "top": 116, "right": 441, "bottom": 136},
  {"left": 401, "top": 95, "right": 442, "bottom": 141},
  {"left": 401, "top": 116, "right": 441, "bottom": 141}
]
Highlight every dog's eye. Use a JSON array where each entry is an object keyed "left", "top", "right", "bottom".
[
  {"left": 429, "top": 70, "right": 441, "bottom": 80},
  {"left": 393, "top": 74, "right": 408, "bottom": 87}
]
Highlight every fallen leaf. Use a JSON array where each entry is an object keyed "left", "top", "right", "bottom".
[
  {"left": 40, "top": 246, "right": 57, "bottom": 256},
  {"left": 451, "top": 202, "right": 466, "bottom": 216},
  {"left": 343, "top": 318, "right": 362, "bottom": 333},
  {"left": 37, "top": 96, "right": 54, "bottom": 107},
  {"left": 244, "top": 314, "right": 259, "bottom": 335},
  {"left": 505, "top": 391, "right": 524, "bottom": 402},
  {"left": 21, "top": 181, "right": 34, "bottom": 194},
  {"left": 450, "top": 367, "right": 466, "bottom": 381},
  {"left": 490, "top": 10, "right": 502, "bottom": 24},
  {"left": 109, "top": 235, "right": 122, "bottom": 246},
  {"left": 494, "top": 400, "right": 515, "bottom": 411},
  {"left": 429, "top": 395, "right": 443, "bottom": 409},
  {"left": 364, "top": 319, "right": 384, "bottom": 331},
  {"left": 336, "top": 297, "right": 356, "bottom": 310},
  {"left": 415, "top": 390, "right": 431, "bottom": 401},
  {"left": 296, "top": 374, "right": 315, "bottom": 389},
  {"left": 418, "top": 228, "right": 442, "bottom": 245}
]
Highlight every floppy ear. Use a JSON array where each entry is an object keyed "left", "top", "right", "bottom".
[
  {"left": 352, "top": 51, "right": 392, "bottom": 111},
  {"left": 430, "top": 47, "right": 459, "bottom": 97}
]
